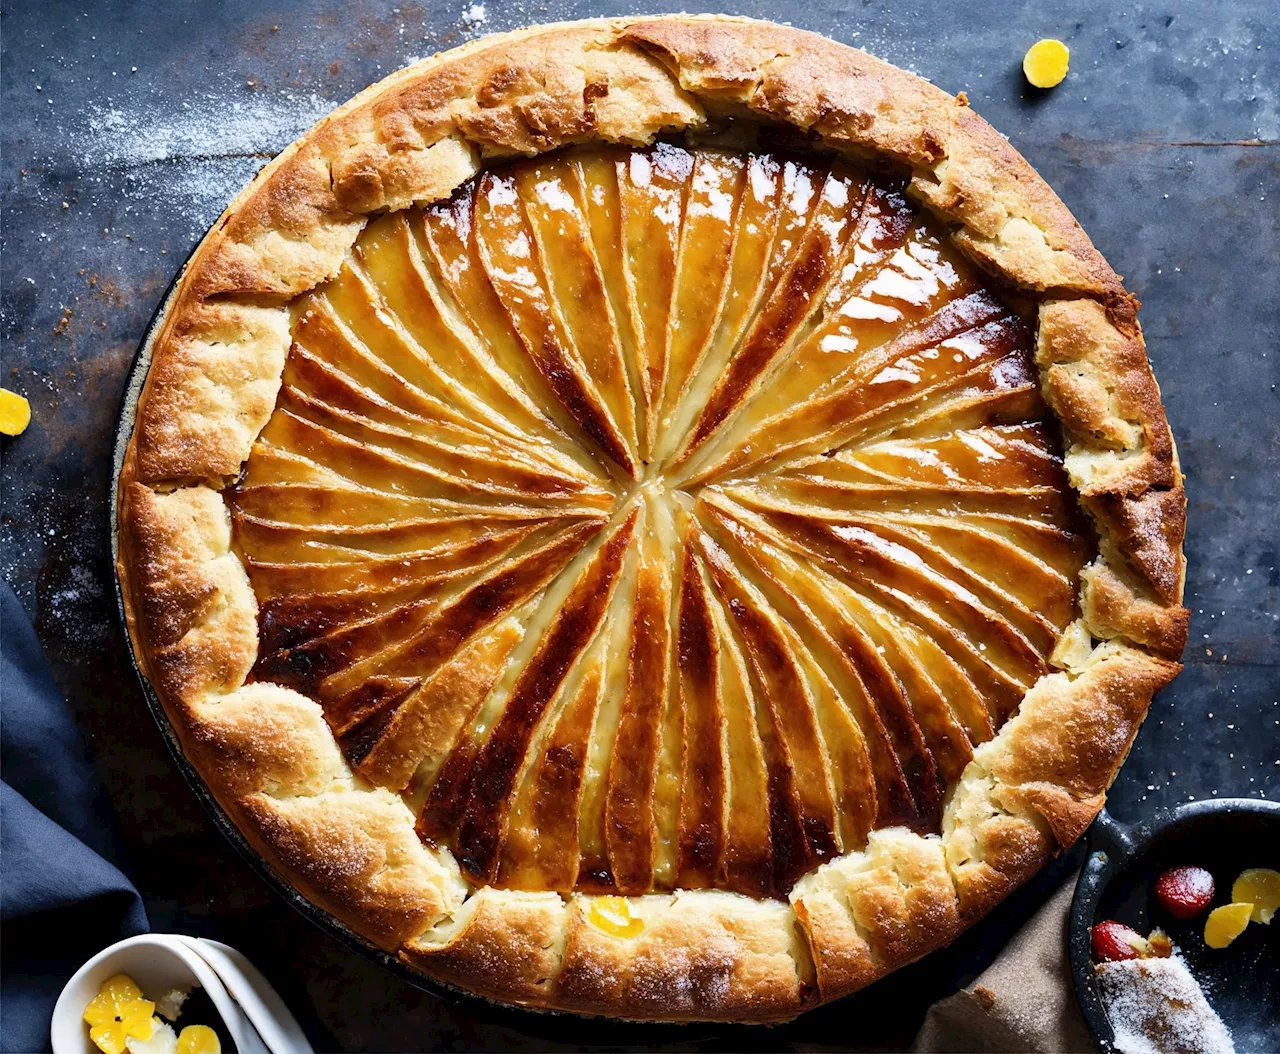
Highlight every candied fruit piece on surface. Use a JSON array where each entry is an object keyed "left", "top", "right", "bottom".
[
  {"left": 1204, "top": 902, "right": 1254, "bottom": 949},
  {"left": 1023, "top": 39, "right": 1070, "bottom": 88},
  {"left": 1155, "top": 865, "right": 1215, "bottom": 920},
  {"left": 0, "top": 388, "right": 30, "bottom": 436},
  {"left": 1232, "top": 868, "right": 1280, "bottom": 924},
  {"left": 84, "top": 974, "right": 157, "bottom": 1054}
]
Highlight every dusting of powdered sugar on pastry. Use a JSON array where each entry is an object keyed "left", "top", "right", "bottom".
[{"left": 1097, "top": 953, "right": 1235, "bottom": 1054}]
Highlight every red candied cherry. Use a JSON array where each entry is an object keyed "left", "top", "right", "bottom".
[
  {"left": 1091, "top": 920, "right": 1147, "bottom": 962},
  {"left": 1155, "top": 866, "right": 1215, "bottom": 920}
]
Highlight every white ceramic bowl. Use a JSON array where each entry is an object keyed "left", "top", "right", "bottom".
[{"left": 50, "top": 934, "right": 312, "bottom": 1054}]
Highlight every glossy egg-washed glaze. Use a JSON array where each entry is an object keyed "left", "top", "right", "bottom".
[{"left": 225, "top": 142, "right": 1089, "bottom": 900}]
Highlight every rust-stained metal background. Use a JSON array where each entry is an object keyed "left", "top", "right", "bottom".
[{"left": 3, "top": 1, "right": 1277, "bottom": 1049}]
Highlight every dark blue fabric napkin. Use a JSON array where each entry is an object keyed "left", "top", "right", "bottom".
[{"left": 2, "top": 582, "right": 149, "bottom": 1054}]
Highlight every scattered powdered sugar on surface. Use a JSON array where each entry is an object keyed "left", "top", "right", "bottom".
[
  {"left": 460, "top": 3, "right": 488, "bottom": 34},
  {"left": 63, "top": 89, "right": 334, "bottom": 239},
  {"left": 1097, "top": 954, "right": 1235, "bottom": 1054},
  {"left": 79, "top": 92, "right": 330, "bottom": 168}
]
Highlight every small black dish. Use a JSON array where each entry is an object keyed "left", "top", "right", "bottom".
[{"left": 1069, "top": 798, "right": 1280, "bottom": 1052}]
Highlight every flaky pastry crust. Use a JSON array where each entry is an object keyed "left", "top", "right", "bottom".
[{"left": 116, "top": 16, "right": 1186, "bottom": 1022}]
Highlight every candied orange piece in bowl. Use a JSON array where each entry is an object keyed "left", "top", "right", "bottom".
[
  {"left": 176, "top": 1024, "right": 222, "bottom": 1054},
  {"left": 83, "top": 974, "right": 156, "bottom": 1054}
]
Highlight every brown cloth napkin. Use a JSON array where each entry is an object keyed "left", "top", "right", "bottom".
[{"left": 912, "top": 880, "right": 1094, "bottom": 1053}]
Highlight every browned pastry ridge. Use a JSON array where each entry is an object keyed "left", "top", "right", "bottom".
[{"left": 115, "top": 16, "right": 1188, "bottom": 1022}]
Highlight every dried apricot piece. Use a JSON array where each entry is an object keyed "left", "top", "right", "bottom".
[
  {"left": 0, "top": 388, "right": 31, "bottom": 436},
  {"left": 176, "top": 1024, "right": 222, "bottom": 1054},
  {"left": 587, "top": 895, "right": 644, "bottom": 938},
  {"left": 84, "top": 974, "right": 157, "bottom": 1054},
  {"left": 1023, "top": 39, "right": 1070, "bottom": 89},
  {"left": 1232, "top": 868, "right": 1280, "bottom": 924},
  {"left": 1204, "top": 902, "right": 1254, "bottom": 949}
]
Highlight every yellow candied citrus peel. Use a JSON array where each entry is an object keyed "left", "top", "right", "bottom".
[
  {"left": 84, "top": 974, "right": 157, "bottom": 1054},
  {"left": 587, "top": 895, "right": 645, "bottom": 938},
  {"left": 1023, "top": 39, "right": 1070, "bottom": 89},
  {"left": 176, "top": 1024, "right": 222, "bottom": 1054},
  {"left": 0, "top": 388, "right": 31, "bottom": 436},
  {"left": 1232, "top": 868, "right": 1280, "bottom": 924},
  {"left": 1204, "top": 902, "right": 1254, "bottom": 949}
]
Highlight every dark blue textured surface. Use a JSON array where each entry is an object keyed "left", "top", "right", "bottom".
[{"left": 1, "top": 1, "right": 1276, "bottom": 1049}]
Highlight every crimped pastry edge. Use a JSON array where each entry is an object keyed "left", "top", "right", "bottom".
[{"left": 114, "top": 15, "right": 1187, "bottom": 1022}]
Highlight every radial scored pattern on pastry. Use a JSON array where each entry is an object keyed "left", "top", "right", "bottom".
[
  {"left": 116, "top": 16, "right": 1188, "bottom": 1022},
  {"left": 227, "top": 144, "right": 1088, "bottom": 898}
]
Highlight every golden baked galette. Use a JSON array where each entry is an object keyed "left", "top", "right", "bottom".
[{"left": 116, "top": 17, "right": 1189, "bottom": 1022}]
